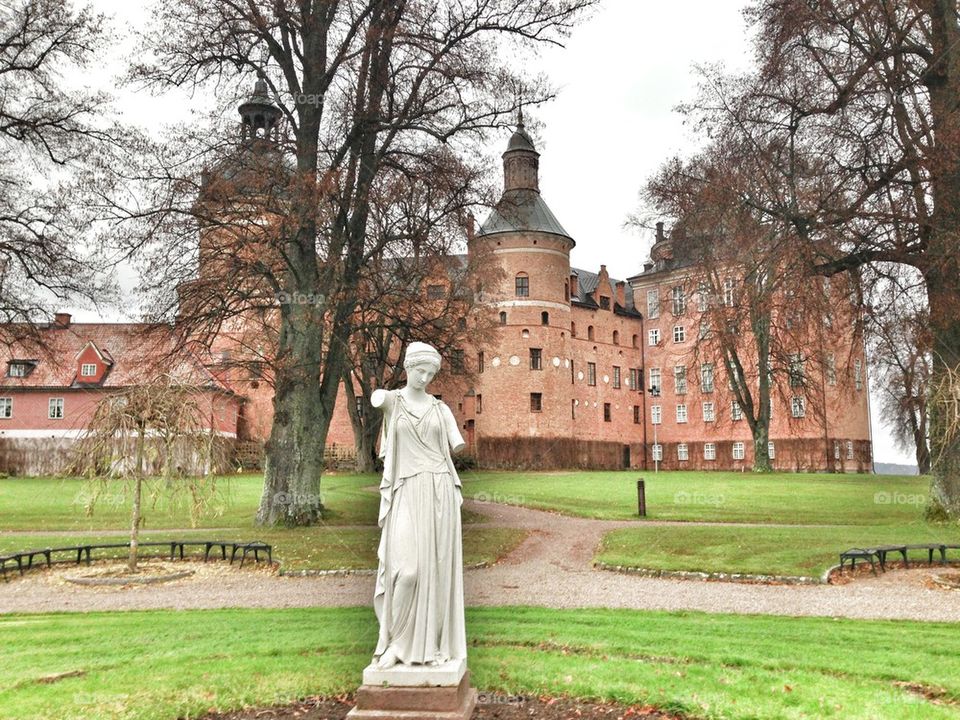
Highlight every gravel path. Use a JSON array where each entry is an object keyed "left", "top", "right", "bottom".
[{"left": 2, "top": 500, "right": 959, "bottom": 621}]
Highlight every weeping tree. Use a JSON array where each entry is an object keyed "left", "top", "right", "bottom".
[
  {"left": 119, "top": 0, "right": 595, "bottom": 525},
  {"left": 70, "top": 376, "right": 226, "bottom": 572}
]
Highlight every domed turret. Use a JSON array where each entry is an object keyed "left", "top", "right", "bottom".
[
  {"left": 502, "top": 109, "right": 540, "bottom": 192},
  {"left": 238, "top": 78, "right": 282, "bottom": 143}
]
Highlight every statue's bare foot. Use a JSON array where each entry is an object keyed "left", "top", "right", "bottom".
[{"left": 376, "top": 647, "right": 399, "bottom": 669}]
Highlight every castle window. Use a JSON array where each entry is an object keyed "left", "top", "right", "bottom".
[
  {"left": 80, "top": 363, "right": 97, "bottom": 377},
  {"left": 0, "top": 397, "right": 11, "bottom": 418},
  {"left": 789, "top": 353, "right": 805, "bottom": 388},
  {"left": 613, "top": 366, "right": 621, "bottom": 389},
  {"left": 629, "top": 368, "right": 640, "bottom": 391},
  {"left": 564, "top": 281, "right": 570, "bottom": 301},
  {"left": 723, "top": 277, "right": 735, "bottom": 306},
  {"left": 633, "top": 405, "right": 641, "bottom": 424},
  {"left": 587, "top": 326, "right": 595, "bottom": 341},
  {"left": 499, "top": 311, "right": 507, "bottom": 325},
  {"left": 701, "top": 363, "right": 715, "bottom": 393},
  {"left": 697, "top": 282, "right": 709, "bottom": 312},
  {"left": 603, "top": 403, "right": 611, "bottom": 422},
  {"left": 674, "top": 365, "right": 687, "bottom": 394},
  {"left": 478, "top": 352, "right": 484, "bottom": 373},
  {"left": 646, "top": 289, "right": 660, "bottom": 319},
  {"left": 649, "top": 367, "right": 662, "bottom": 393},
  {"left": 530, "top": 393, "right": 542, "bottom": 412},
  {"left": 703, "top": 402, "right": 715, "bottom": 422},
  {"left": 676, "top": 404, "right": 688, "bottom": 423},
  {"left": 847, "top": 440, "right": 854, "bottom": 459},
  {"left": 588, "top": 362, "right": 597, "bottom": 386},
  {"left": 768, "top": 441, "right": 776, "bottom": 459},
  {"left": 476, "top": 394, "right": 482, "bottom": 413},
  {"left": 599, "top": 295, "right": 611, "bottom": 310},
  {"left": 48, "top": 397, "right": 64, "bottom": 419},
  {"left": 451, "top": 349, "right": 464, "bottom": 374},
  {"left": 571, "top": 398, "right": 576, "bottom": 419},
  {"left": 834, "top": 441, "right": 841, "bottom": 459},
  {"left": 854, "top": 359, "right": 863, "bottom": 390},
  {"left": 704, "top": 443, "right": 716, "bottom": 460},
  {"left": 613, "top": 330, "right": 620, "bottom": 345},
  {"left": 355, "top": 397, "right": 364, "bottom": 417},
  {"left": 648, "top": 329, "right": 660, "bottom": 346},
  {"left": 652, "top": 444, "right": 663, "bottom": 462},
  {"left": 678, "top": 443, "right": 689, "bottom": 461},
  {"left": 733, "top": 442, "right": 745, "bottom": 460},
  {"left": 651, "top": 405, "right": 662, "bottom": 424},
  {"left": 571, "top": 322, "right": 577, "bottom": 337},
  {"left": 530, "top": 348, "right": 542, "bottom": 370},
  {"left": 671, "top": 286, "right": 686, "bottom": 315},
  {"left": 541, "top": 311, "right": 549, "bottom": 325},
  {"left": 632, "top": 334, "right": 639, "bottom": 348},
  {"left": 515, "top": 273, "right": 529, "bottom": 297},
  {"left": 791, "top": 396, "right": 806, "bottom": 418},
  {"left": 7, "top": 360, "right": 35, "bottom": 378},
  {"left": 673, "top": 325, "right": 685, "bottom": 343},
  {"left": 731, "top": 402, "right": 743, "bottom": 421},
  {"left": 570, "top": 360, "right": 575, "bottom": 384}
]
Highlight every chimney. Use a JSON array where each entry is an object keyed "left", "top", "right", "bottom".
[
  {"left": 54, "top": 312, "right": 71, "bottom": 328},
  {"left": 615, "top": 281, "right": 626, "bottom": 308},
  {"left": 643, "top": 261, "right": 654, "bottom": 272}
]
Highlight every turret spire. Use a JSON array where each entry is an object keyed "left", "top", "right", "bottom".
[{"left": 502, "top": 110, "right": 539, "bottom": 192}]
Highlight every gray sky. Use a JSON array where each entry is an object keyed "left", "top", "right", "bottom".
[{"left": 78, "top": 0, "right": 909, "bottom": 465}]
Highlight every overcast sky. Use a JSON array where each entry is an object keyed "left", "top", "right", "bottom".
[{"left": 79, "top": 0, "right": 909, "bottom": 465}]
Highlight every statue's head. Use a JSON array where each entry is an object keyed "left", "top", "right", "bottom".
[{"left": 403, "top": 341, "right": 442, "bottom": 390}]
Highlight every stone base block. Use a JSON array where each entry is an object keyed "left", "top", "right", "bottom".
[{"left": 347, "top": 671, "right": 477, "bottom": 720}]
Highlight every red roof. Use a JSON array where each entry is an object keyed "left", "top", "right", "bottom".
[{"left": 0, "top": 322, "right": 234, "bottom": 393}]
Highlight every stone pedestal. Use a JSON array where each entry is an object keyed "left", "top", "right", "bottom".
[{"left": 347, "top": 659, "right": 477, "bottom": 720}]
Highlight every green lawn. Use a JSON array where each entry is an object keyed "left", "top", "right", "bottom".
[
  {"left": 0, "top": 474, "right": 520, "bottom": 571},
  {"left": 599, "top": 523, "right": 960, "bottom": 577},
  {"left": 1, "top": 607, "right": 958, "bottom": 720},
  {"left": 461, "top": 470, "right": 934, "bottom": 524}
]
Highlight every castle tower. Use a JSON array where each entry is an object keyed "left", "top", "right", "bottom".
[{"left": 469, "top": 113, "right": 578, "bottom": 451}]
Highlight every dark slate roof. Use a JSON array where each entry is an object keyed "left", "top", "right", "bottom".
[
  {"left": 477, "top": 189, "right": 573, "bottom": 241},
  {"left": 570, "top": 267, "right": 641, "bottom": 317},
  {"left": 505, "top": 125, "right": 538, "bottom": 154}
]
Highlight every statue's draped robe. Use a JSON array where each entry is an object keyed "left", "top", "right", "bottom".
[{"left": 374, "top": 390, "right": 467, "bottom": 664}]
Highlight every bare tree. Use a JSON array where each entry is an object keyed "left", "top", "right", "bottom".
[
  {"left": 119, "top": 0, "right": 595, "bottom": 525},
  {"left": 70, "top": 375, "right": 226, "bottom": 572},
  {"left": 648, "top": 0, "right": 960, "bottom": 515},
  {"left": 869, "top": 279, "right": 932, "bottom": 474},
  {"left": 0, "top": 0, "right": 119, "bottom": 346}
]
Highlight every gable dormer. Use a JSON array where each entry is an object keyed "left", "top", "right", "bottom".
[
  {"left": 596, "top": 265, "right": 616, "bottom": 311},
  {"left": 74, "top": 341, "right": 113, "bottom": 386},
  {"left": 6, "top": 360, "right": 37, "bottom": 378}
]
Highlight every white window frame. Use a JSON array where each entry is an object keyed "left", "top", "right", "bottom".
[
  {"left": 703, "top": 401, "right": 715, "bottom": 422},
  {"left": 648, "top": 328, "right": 660, "bottom": 346},
  {"left": 673, "top": 325, "right": 686, "bottom": 343},
  {"left": 697, "top": 282, "right": 709, "bottom": 312},
  {"left": 731, "top": 401, "right": 742, "bottom": 421},
  {"left": 676, "top": 403, "right": 688, "bottom": 423},
  {"left": 48, "top": 397, "right": 64, "bottom": 419},
  {"left": 649, "top": 367, "right": 662, "bottom": 393},
  {"left": 768, "top": 441, "right": 776, "bottom": 459},
  {"left": 791, "top": 396, "right": 806, "bottom": 418},
  {"left": 733, "top": 441, "right": 745, "bottom": 460},
  {"left": 701, "top": 363, "right": 714, "bottom": 393},
  {"left": 854, "top": 359, "right": 863, "bottom": 390},
  {"left": 847, "top": 440, "right": 855, "bottom": 460},
  {"left": 672, "top": 285, "right": 686, "bottom": 316},
  {"left": 698, "top": 319, "right": 710, "bottom": 340},
  {"left": 834, "top": 441, "right": 841, "bottom": 460},
  {"left": 0, "top": 397, "right": 11, "bottom": 418},
  {"left": 704, "top": 442, "right": 716, "bottom": 460},
  {"left": 674, "top": 365, "right": 687, "bottom": 394},
  {"left": 677, "top": 443, "right": 689, "bottom": 461},
  {"left": 8, "top": 363, "right": 28, "bottom": 378},
  {"left": 652, "top": 443, "right": 663, "bottom": 462},
  {"left": 646, "top": 289, "right": 660, "bottom": 319},
  {"left": 651, "top": 405, "right": 662, "bottom": 425},
  {"left": 80, "top": 363, "right": 97, "bottom": 377},
  {"left": 723, "top": 277, "right": 735, "bottom": 306}
]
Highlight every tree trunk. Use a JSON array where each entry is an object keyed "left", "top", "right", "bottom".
[
  {"left": 752, "top": 426, "right": 771, "bottom": 473},
  {"left": 128, "top": 431, "right": 145, "bottom": 572},
  {"left": 257, "top": 300, "right": 327, "bottom": 525}
]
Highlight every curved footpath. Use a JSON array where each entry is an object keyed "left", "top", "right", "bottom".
[{"left": 1, "top": 500, "right": 958, "bottom": 621}]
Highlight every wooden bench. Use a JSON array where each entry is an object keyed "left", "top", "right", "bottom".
[
  {"left": 1, "top": 540, "right": 273, "bottom": 581},
  {"left": 839, "top": 543, "right": 959, "bottom": 575}
]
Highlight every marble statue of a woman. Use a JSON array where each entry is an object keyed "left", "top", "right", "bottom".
[{"left": 369, "top": 341, "right": 468, "bottom": 670}]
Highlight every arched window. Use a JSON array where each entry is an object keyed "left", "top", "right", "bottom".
[
  {"left": 571, "top": 322, "right": 577, "bottom": 337},
  {"left": 515, "top": 272, "right": 529, "bottom": 297},
  {"left": 541, "top": 311, "right": 549, "bottom": 325},
  {"left": 587, "top": 325, "right": 595, "bottom": 341},
  {"left": 564, "top": 281, "right": 570, "bottom": 301},
  {"left": 632, "top": 334, "right": 639, "bottom": 348},
  {"left": 613, "top": 330, "right": 620, "bottom": 345},
  {"left": 499, "top": 311, "right": 507, "bottom": 325}
]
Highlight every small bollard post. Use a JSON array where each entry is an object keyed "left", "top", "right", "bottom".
[{"left": 636, "top": 478, "right": 647, "bottom": 517}]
